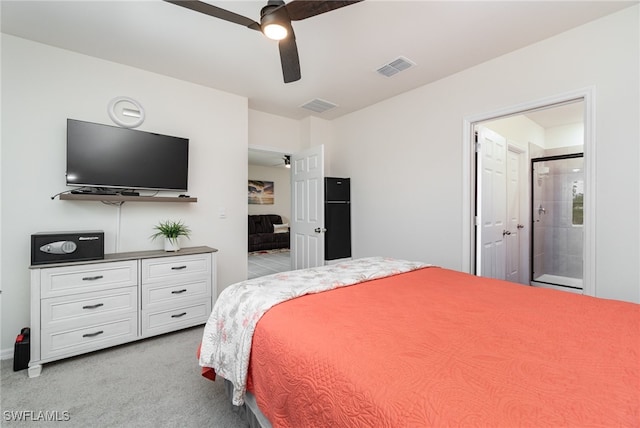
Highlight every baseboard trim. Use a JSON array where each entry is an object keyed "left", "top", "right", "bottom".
[{"left": 1, "top": 347, "right": 14, "bottom": 360}]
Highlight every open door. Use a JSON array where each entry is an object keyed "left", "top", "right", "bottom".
[
  {"left": 505, "top": 144, "right": 526, "bottom": 284},
  {"left": 291, "top": 145, "right": 325, "bottom": 269},
  {"left": 476, "top": 126, "right": 507, "bottom": 279}
]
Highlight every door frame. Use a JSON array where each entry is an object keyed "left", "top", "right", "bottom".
[{"left": 461, "top": 87, "right": 595, "bottom": 296}]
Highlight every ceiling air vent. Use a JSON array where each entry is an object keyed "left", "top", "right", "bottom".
[
  {"left": 300, "top": 98, "right": 338, "bottom": 113},
  {"left": 376, "top": 56, "right": 415, "bottom": 77}
]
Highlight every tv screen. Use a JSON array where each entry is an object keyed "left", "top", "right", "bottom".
[{"left": 66, "top": 119, "right": 189, "bottom": 191}]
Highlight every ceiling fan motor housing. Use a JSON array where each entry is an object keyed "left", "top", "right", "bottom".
[
  {"left": 260, "top": 1, "right": 292, "bottom": 42},
  {"left": 260, "top": 1, "right": 291, "bottom": 32}
]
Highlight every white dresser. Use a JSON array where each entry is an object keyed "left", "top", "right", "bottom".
[{"left": 28, "top": 246, "right": 217, "bottom": 378}]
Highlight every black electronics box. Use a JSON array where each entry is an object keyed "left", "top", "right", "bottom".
[
  {"left": 31, "top": 230, "right": 104, "bottom": 265},
  {"left": 13, "top": 327, "right": 30, "bottom": 371}
]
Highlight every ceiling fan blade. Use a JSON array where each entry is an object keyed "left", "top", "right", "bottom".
[
  {"left": 164, "top": 0, "right": 261, "bottom": 31},
  {"left": 284, "top": 0, "right": 363, "bottom": 21},
  {"left": 278, "top": 31, "right": 301, "bottom": 83}
]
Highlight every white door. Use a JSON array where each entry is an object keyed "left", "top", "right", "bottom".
[
  {"left": 476, "top": 126, "right": 507, "bottom": 279},
  {"left": 291, "top": 145, "right": 325, "bottom": 270},
  {"left": 505, "top": 146, "right": 524, "bottom": 283}
]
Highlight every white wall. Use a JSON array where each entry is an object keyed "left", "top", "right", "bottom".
[
  {"left": 301, "top": 116, "right": 334, "bottom": 171},
  {"left": 328, "top": 6, "right": 639, "bottom": 303},
  {"left": 249, "top": 110, "right": 301, "bottom": 153},
  {"left": 545, "top": 123, "right": 584, "bottom": 149},
  {"left": 248, "top": 165, "right": 291, "bottom": 223},
  {"left": 1, "top": 35, "right": 250, "bottom": 352}
]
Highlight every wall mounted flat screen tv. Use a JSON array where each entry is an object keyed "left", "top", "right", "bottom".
[{"left": 66, "top": 119, "right": 189, "bottom": 191}]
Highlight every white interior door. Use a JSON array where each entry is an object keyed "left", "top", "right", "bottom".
[
  {"left": 476, "top": 126, "right": 507, "bottom": 279},
  {"left": 291, "top": 145, "right": 325, "bottom": 270},
  {"left": 505, "top": 145, "right": 524, "bottom": 283}
]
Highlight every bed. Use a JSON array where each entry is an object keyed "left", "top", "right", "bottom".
[{"left": 199, "top": 257, "right": 639, "bottom": 427}]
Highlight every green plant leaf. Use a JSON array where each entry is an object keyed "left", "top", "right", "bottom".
[{"left": 150, "top": 220, "right": 191, "bottom": 240}]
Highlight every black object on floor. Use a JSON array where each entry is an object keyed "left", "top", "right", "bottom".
[{"left": 13, "top": 327, "right": 30, "bottom": 371}]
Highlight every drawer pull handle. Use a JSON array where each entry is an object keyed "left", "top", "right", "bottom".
[
  {"left": 171, "top": 265, "right": 187, "bottom": 270},
  {"left": 171, "top": 289, "right": 187, "bottom": 294},
  {"left": 82, "top": 275, "right": 104, "bottom": 281},
  {"left": 82, "top": 330, "right": 104, "bottom": 338},
  {"left": 82, "top": 303, "right": 104, "bottom": 310},
  {"left": 171, "top": 312, "right": 187, "bottom": 318}
]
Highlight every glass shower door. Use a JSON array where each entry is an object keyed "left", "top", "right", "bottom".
[{"left": 531, "top": 154, "right": 584, "bottom": 290}]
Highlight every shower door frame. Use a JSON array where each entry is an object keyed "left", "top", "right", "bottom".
[{"left": 530, "top": 152, "right": 584, "bottom": 289}]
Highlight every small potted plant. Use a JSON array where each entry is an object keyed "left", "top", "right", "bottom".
[{"left": 151, "top": 220, "right": 191, "bottom": 252}]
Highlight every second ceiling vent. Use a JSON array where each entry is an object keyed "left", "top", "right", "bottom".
[
  {"left": 300, "top": 98, "right": 338, "bottom": 113},
  {"left": 376, "top": 56, "right": 416, "bottom": 77}
]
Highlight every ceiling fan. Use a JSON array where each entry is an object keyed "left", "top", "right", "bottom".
[{"left": 164, "top": 0, "right": 363, "bottom": 83}]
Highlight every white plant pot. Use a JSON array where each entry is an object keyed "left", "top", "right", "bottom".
[{"left": 164, "top": 237, "right": 180, "bottom": 252}]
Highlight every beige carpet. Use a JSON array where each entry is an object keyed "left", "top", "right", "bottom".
[{"left": 1, "top": 326, "right": 247, "bottom": 427}]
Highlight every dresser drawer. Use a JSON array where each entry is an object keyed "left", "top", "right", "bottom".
[
  {"left": 141, "top": 279, "right": 210, "bottom": 309},
  {"left": 141, "top": 254, "right": 210, "bottom": 285},
  {"left": 41, "top": 261, "right": 138, "bottom": 298},
  {"left": 41, "top": 287, "right": 138, "bottom": 330},
  {"left": 41, "top": 316, "right": 137, "bottom": 361},
  {"left": 141, "top": 301, "right": 210, "bottom": 337}
]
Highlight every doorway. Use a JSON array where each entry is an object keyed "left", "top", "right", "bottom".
[
  {"left": 247, "top": 148, "right": 292, "bottom": 279},
  {"left": 465, "top": 89, "right": 593, "bottom": 295}
]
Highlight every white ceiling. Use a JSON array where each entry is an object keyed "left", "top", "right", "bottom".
[{"left": 2, "top": 0, "right": 635, "bottom": 121}]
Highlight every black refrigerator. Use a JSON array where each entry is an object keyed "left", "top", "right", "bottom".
[{"left": 325, "top": 177, "right": 351, "bottom": 261}]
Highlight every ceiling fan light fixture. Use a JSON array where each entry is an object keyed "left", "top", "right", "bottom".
[
  {"left": 260, "top": 5, "right": 289, "bottom": 40},
  {"left": 263, "top": 23, "right": 288, "bottom": 40}
]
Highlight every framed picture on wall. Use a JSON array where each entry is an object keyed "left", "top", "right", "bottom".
[{"left": 248, "top": 180, "right": 274, "bottom": 205}]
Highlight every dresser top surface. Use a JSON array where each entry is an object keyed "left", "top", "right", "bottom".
[{"left": 30, "top": 246, "right": 218, "bottom": 269}]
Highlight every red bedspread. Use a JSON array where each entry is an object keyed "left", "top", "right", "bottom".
[{"left": 246, "top": 267, "right": 639, "bottom": 427}]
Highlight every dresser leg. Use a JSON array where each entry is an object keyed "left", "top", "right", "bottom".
[{"left": 27, "top": 364, "right": 42, "bottom": 378}]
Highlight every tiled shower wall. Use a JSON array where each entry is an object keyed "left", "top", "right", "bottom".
[{"left": 531, "top": 146, "right": 584, "bottom": 281}]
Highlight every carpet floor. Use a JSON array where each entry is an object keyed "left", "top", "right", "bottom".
[{"left": 1, "top": 326, "right": 247, "bottom": 428}]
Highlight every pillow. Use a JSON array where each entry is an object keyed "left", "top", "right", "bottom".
[{"left": 273, "top": 223, "right": 289, "bottom": 234}]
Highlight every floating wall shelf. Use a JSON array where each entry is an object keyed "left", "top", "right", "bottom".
[{"left": 59, "top": 194, "right": 197, "bottom": 203}]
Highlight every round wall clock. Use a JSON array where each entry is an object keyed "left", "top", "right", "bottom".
[{"left": 107, "top": 96, "right": 145, "bottom": 128}]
